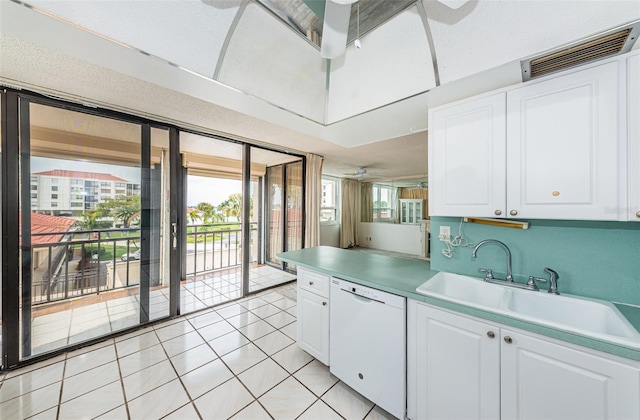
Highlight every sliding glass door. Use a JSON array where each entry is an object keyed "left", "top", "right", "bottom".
[
  {"left": 0, "top": 89, "right": 304, "bottom": 367},
  {"left": 12, "top": 99, "right": 171, "bottom": 361}
]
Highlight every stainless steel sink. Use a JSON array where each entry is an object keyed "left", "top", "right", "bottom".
[{"left": 416, "top": 272, "right": 640, "bottom": 348}]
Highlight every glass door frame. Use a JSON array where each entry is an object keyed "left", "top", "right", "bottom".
[
  {"left": 264, "top": 159, "right": 306, "bottom": 273},
  {"left": 1, "top": 90, "right": 182, "bottom": 368}
]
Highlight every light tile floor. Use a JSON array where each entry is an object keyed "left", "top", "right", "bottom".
[
  {"left": 23, "top": 265, "right": 296, "bottom": 356},
  {"left": 0, "top": 282, "right": 396, "bottom": 419}
]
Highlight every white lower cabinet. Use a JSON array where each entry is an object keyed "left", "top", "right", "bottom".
[
  {"left": 408, "top": 300, "right": 640, "bottom": 420},
  {"left": 296, "top": 268, "right": 330, "bottom": 365},
  {"left": 500, "top": 328, "right": 640, "bottom": 420}
]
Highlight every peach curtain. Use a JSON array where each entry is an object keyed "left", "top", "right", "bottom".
[
  {"left": 304, "top": 154, "right": 324, "bottom": 248},
  {"left": 340, "top": 178, "right": 360, "bottom": 248}
]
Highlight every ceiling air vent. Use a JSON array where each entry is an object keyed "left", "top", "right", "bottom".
[{"left": 521, "top": 22, "right": 640, "bottom": 81}]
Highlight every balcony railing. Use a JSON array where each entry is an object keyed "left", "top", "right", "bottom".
[
  {"left": 28, "top": 223, "right": 258, "bottom": 305},
  {"left": 31, "top": 227, "right": 142, "bottom": 305},
  {"left": 185, "top": 222, "right": 257, "bottom": 276}
]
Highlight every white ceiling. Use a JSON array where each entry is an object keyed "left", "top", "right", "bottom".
[{"left": 1, "top": 0, "right": 639, "bottom": 179}]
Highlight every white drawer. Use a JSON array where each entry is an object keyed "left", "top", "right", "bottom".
[{"left": 297, "top": 267, "right": 330, "bottom": 298}]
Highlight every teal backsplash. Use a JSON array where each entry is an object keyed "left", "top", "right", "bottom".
[{"left": 430, "top": 216, "right": 640, "bottom": 306}]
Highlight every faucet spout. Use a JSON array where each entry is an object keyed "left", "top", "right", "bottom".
[{"left": 471, "top": 239, "right": 514, "bottom": 282}]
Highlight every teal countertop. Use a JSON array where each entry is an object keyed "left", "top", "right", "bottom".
[{"left": 278, "top": 246, "right": 640, "bottom": 362}]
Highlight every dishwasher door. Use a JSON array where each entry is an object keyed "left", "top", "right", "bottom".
[{"left": 329, "top": 278, "right": 406, "bottom": 419}]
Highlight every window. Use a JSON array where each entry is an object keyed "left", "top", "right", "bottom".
[
  {"left": 51, "top": 194, "right": 58, "bottom": 199},
  {"left": 30, "top": 185, "right": 37, "bottom": 191},
  {"left": 51, "top": 203, "right": 58, "bottom": 208},
  {"left": 100, "top": 181, "right": 111, "bottom": 187},
  {"left": 51, "top": 186, "right": 58, "bottom": 191},
  {"left": 321, "top": 177, "right": 339, "bottom": 223},
  {"left": 373, "top": 184, "right": 396, "bottom": 222},
  {"left": 71, "top": 202, "right": 82, "bottom": 208}
]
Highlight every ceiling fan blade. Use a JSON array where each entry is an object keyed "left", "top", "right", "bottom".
[{"left": 320, "top": 0, "right": 353, "bottom": 59}]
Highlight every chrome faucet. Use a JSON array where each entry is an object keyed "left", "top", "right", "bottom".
[{"left": 471, "top": 239, "right": 514, "bottom": 282}]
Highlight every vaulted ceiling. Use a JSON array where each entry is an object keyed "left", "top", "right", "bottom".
[{"left": 1, "top": 0, "right": 639, "bottom": 180}]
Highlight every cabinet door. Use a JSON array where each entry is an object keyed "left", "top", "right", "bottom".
[
  {"left": 629, "top": 54, "right": 640, "bottom": 221},
  {"left": 415, "top": 304, "right": 500, "bottom": 420},
  {"left": 506, "top": 62, "right": 620, "bottom": 220},
  {"left": 429, "top": 93, "right": 507, "bottom": 217},
  {"left": 501, "top": 329, "right": 640, "bottom": 420},
  {"left": 296, "top": 288, "right": 329, "bottom": 365}
]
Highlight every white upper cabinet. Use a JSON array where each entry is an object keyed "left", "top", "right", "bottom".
[
  {"left": 428, "top": 93, "right": 506, "bottom": 217},
  {"left": 506, "top": 62, "right": 620, "bottom": 220},
  {"left": 429, "top": 56, "right": 630, "bottom": 221},
  {"left": 628, "top": 53, "right": 640, "bottom": 222}
]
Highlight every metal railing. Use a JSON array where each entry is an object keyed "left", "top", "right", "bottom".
[
  {"left": 31, "top": 227, "right": 141, "bottom": 305},
  {"left": 28, "top": 223, "right": 258, "bottom": 305},
  {"left": 185, "top": 222, "right": 257, "bottom": 276}
]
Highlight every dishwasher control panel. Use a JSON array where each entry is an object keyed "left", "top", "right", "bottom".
[{"left": 331, "top": 278, "right": 405, "bottom": 309}]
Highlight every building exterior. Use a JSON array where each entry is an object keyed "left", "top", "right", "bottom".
[{"left": 31, "top": 169, "right": 140, "bottom": 216}]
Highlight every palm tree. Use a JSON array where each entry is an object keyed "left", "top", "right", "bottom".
[
  {"left": 217, "top": 200, "right": 232, "bottom": 222},
  {"left": 98, "top": 195, "right": 141, "bottom": 228},
  {"left": 227, "top": 194, "right": 243, "bottom": 221},
  {"left": 187, "top": 209, "right": 201, "bottom": 225},
  {"left": 80, "top": 209, "right": 102, "bottom": 230},
  {"left": 196, "top": 202, "right": 216, "bottom": 224}
]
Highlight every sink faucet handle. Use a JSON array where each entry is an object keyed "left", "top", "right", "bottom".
[
  {"left": 544, "top": 267, "right": 560, "bottom": 295},
  {"left": 527, "top": 276, "right": 546, "bottom": 291},
  {"left": 478, "top": 268, "right": 494, "bottom": 280}
]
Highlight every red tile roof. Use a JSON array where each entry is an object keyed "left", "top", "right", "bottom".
[
  {"left": 33, "top": 169, "right": 131, "bottom": 183},
  {"left": 20, "top": 213, "right": 76, "bottom": 245}
]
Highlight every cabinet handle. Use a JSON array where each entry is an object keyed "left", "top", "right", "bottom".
[
  {"left": 494, "top": 210, "right": 502, "bottom": 216},
  {"left": 309, "top": 281, "right": 314, "bottom": 286},
  {"left": 504, "top": 336, "right": 513, "bottom": 344},
  {"left": 509, "top": 210, "right": 518, "bottom": 216},
  {"left": 487, "top": 331, "right": 495, "bottom": 339},
  {"left": 322, "top": 301, "right": 327, "bottom": 306},
  {"left": 636, "top": 211, "right": 640, "bottom": 219}
]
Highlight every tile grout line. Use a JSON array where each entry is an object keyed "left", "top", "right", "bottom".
[
  {"left": 113, "top": 337, "right": 133, "bottom": 420},
  {"left": 152, "top": 325, "right": 204, "bottom": 420},
  {"left": 54, "top": 349, "right": 69, "bottom": 419}
]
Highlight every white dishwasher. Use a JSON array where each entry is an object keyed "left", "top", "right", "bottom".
[{"left": 330, "top": 277, "right": 406, "bottom": 419}]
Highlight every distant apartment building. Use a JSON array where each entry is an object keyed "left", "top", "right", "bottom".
[{"left": 31, "top": 170, "right": 141, "bottom": 216}]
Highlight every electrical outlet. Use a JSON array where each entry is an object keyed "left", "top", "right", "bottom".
[{"left": 439, "top": 226, "right": 451, "bottom": 241}]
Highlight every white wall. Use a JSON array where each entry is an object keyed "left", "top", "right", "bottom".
[
  {"left": 320, "top": 224, "right": 340, "bottom": 248},
  {"left": 358, "top": 222, "right": 424, "bottom": 256}
]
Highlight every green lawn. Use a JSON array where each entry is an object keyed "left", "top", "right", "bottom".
[{"left": 83, "top": 245, "right": 137, "bottom": 261}]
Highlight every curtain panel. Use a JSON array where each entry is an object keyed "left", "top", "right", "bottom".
[
  {"left": 340, "top": 178, "right": 361, "bottom": 248},
  {"left": 304, "top": 153, "right": 324, "bottom": 248},
  {"left": 360, "top": 182, "right": 373, "bottom": 223}
]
